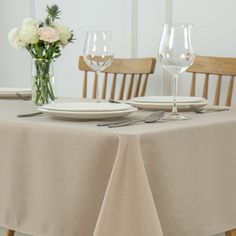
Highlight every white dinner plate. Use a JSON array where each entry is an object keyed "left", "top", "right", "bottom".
[
  {"left": 0, "top": 87, "right": 31, "bottom": 98},
  {"left": 42, "top": 102, "right": 133, "bottom": 112},
  {"left": 38, "top": 107, "right": 137, "bottom": 120},
  {"left": 133, "top": 96, "right": 205, "bottom": 103},
  {"left": 127, "top": 100, "right": 209, "bottom": 111}
]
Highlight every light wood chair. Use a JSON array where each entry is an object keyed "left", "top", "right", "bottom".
[
  {"left": 188, "top": 56, "right": 236, "bottom": 235},
  {"left": 186, "top": 55, "right": 236, "bottom": 106},
  {"left": 78, "top": 56, "right": 156, "bottom": 100}
]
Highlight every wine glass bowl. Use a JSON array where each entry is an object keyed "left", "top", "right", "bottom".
[
  {"left": 84, "top": 54, "right": 114, "bottom": 72},
  {"left": 158, "top": 23, "right": 195, "bottom": 120},
  {"left": 83, "top": 31, "right": 114, "bottom": 101}
]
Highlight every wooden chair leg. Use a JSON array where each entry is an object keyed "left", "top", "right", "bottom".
[
  {"left": 226, "top": 229, "right": 236, "bottom": 236},
  {"left": 6, "top": 229, "right": 15, "bottom": 236}
]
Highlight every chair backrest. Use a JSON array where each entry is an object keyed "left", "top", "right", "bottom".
[
  {"left": 187, "top": 55, "right": 236, "bottom": 106},
  {"left": 78, "top": 56, "right": 156, "bottom": 100}
]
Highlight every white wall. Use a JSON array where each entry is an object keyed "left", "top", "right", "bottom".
[
  {"left": 172, "top": 0, "right": 236, "bottom": 105},
  {"left": 172, "top": 0, "right": 236, "bottom": 57},
  {"left": 36, "top": 0, "right": 133, "bottom": 97},
  {"left": 0, "top": 0, "right": 32, "bottom": 87},
  {"left": 1, "top": 0, "right": 236, "bottom": 106},
  {"left": 137, "top": 0, "right": 165, "bottom": 96},
  {"left": 1, "top": 0, "right": 133, "bottom": 97}
]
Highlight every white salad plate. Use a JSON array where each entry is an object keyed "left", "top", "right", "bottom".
[
  {"left": 43, "top": 102, "right": 133, "bottom": 112},
  {"left": 38, "top": 107, "right": 137, "bottom": 120},
  {"left": 133, "top": 96, "right": 206, "bottom": 104},
  {"left": 127, "top": 99, "right": 208, "bottom": 110}
]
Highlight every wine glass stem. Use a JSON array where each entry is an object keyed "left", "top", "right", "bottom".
[
  {"left": 172, "top": 73, "right": 179, "bottom": 114},
  {"left": 96, "top": 71, "right": 101, "bottom": 102}
]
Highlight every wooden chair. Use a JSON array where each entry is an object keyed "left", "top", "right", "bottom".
[
  {"left": 186, "top": 55, "right": 236, "bottom": 106},
  {"left": 78, "top": 56, "right": 156, "bottom": 100},
  {"left": 188, "top": 55, "right": 236, "bottom": 235}
]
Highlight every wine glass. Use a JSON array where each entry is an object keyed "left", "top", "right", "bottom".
[
  {"left": 158, "top": 23, "right": 195, "bottom": 120},
  {"left": 83, "top": 31, "right": 114, "bottom": 102}
]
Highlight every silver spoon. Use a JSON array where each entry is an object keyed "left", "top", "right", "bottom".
[{"left": 108, "top": 111, "right": 165, "bottom": 128}]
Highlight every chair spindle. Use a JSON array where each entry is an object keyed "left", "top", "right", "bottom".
[
  {"left": 119, "top": 74, "right": 127, "bottom": 100},
  {"left": 82, "top": 71, "right": 88, "bottom": 98},
  {"left": 135, "top": 74, "right": 142, "bottom": 97},
  {"left": 214, "top": 74, "right": 222, "bottom": 105},
  {"left": 141, "top": 74, "right": 149, "bottom": 96},
  {"left": 203, "top": 73, "right": 209, "bottom": 99},
  {"left": 225, "top": 76, "right": 235, "bottom": 106},
  {"left": 190, "top": 72, "right": 196, "bottom": 96},
  {"left": 102, "top": 73, "right": 108, "bottom": 99},
  {"left": 126, "top": 74, "right": 135, "bottom": 100},
  {"left": 110, "top": 73, "right": 117, "bottom": 99},
  {"left": 92, "top": 72, "right": 98, "bottom": 98}
]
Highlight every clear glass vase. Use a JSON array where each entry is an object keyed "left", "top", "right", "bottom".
[{"left": 32, "top": 58, "right": 56, "bottom": 105}]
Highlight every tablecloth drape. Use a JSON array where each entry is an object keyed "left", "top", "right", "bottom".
[{"left": 0, "top": 100, "right": 236, "bottom": 236}]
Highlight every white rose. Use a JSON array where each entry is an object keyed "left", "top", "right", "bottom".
[
  {"left": 54, "top": 23, "right": 72, "bottom": 45},
  {"left": 8, "top": 28, "right": 20, "bottom": 43},
  {"left": 39, "top": 26, "right": 60, "bottom": 43},
  {"left": 21, "top": 24, "right": 39, "bottom": 44},
  {"left": 8, "top": 27, "right": 26, "bottom": 49},
  {"left": 22, "top": 17, "right": 38, "bottom": 28}
]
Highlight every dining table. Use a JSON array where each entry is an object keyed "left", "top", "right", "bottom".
[{"left": 0, "top": 99, "right": 236, "bottom": 236}]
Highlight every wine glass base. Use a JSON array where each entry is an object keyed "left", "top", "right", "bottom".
[{"left": 165, "top": 113, "right": 191, "bottom": 121}]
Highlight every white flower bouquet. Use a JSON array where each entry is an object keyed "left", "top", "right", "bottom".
[{"left": 8, "top": 5, "right": 74, "bottom": 105}]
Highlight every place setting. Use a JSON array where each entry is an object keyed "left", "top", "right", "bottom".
[
  {"left": 38, "top": 101, "right": 137, "bottom": 120},
  {"left": 14, "top": 24, "right": 229, "bottom": 125},
  {"left": 33, "top": 31, "right": 138, "bottom": 121},
  {"left": 127, "top": 95, "right": 208, "bottom": 110}
]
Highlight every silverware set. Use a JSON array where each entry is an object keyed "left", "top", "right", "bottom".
[
  {"left": 16, "top": 96, "right": 230, "bottom": 124},
  {"left": 98, "top": 111, "right": 166, "bottom": 128}
]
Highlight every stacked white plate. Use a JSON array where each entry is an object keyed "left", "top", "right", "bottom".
[
  {"left": 38, "top": 102, "right": 137, "bottom": 120},
  {"left": 127, "top": 96, "right": 208, "bottom": 110},
  {"left": 0, "top": 87, "right": 31, "bottom": 99}
]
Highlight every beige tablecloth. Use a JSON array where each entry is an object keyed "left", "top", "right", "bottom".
[{"left": 0, "top": 100, "right": 236, "bottom": 236}]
